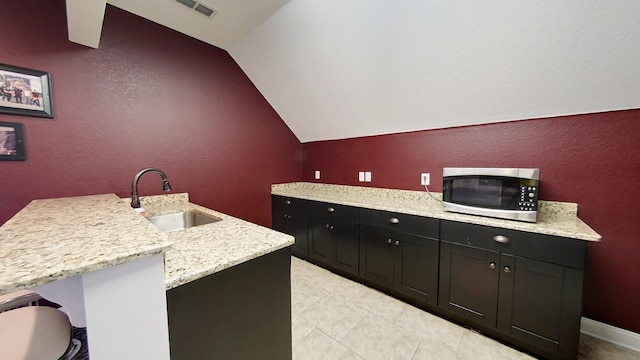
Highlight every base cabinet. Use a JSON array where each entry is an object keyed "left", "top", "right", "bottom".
[
  {"left": 360, "top": 209, "right": 439, "bottom": 307},
  {"left": 270, "top": 197, "right": 589, "bottom": 360},
  {"left": 166, "top": 248, "right": 292, "bottom": 360},
  {"left": 307, "top": 201, "right": 360, "bottom": 276},
  {"left": 439, "top": 220, "right": 586, "bottom": 360},
  {"left": 272, "top": 196, "right": 308, "bottom": 257}
]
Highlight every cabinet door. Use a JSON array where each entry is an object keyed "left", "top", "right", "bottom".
[
  {"left": 272, "top": 196, "right": 308, "bottom": 257},
  {"left": 308, "top": 213, "right": 333, "bottom": 263},
  {"left": 271, "top": 197, "right": 292, "bottom": 234},
  {"left": 359, "top": 225, "right": 394, "bottom": 289},
  {"left": 333, "top": 218, "right": 360, "bottom": 276},
  {"left": 497, "top": 254, "right": 583, "bottom": 359},
  {"left": 394, "top": 233, "right": 439, "bottom": 307},
  {"left": 290, "top": 208, "right": 308, "bottom": 257},
  {"left": 439, "top": 241, "right": 499, "bottom": 328}
]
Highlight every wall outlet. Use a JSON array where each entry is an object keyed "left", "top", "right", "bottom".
[
  {"left": 315, "top": 170, "right": 320, "bottom": 180},
  {"left": 421, "top": 173, "right": 430, "bottom": 186}
]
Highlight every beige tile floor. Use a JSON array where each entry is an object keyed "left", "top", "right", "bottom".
[{"left": 290, "top": 256, "right": 640, "bottom": 360}]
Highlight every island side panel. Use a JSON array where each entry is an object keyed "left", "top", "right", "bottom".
[
  {"left": 82, "top": 253, "right": 170, "bottom": 360},
  {"left": 166, "top": 247, "right": 292, "bottom": 360}
]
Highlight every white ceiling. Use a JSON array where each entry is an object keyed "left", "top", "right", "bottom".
[
  {"left": 65, "top": 0, "right": 291, "bottom": 49},
  {"left": 67, "top": 0, "right": 640, "bottom": 143}
]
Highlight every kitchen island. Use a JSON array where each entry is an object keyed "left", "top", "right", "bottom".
[
  {"left": 0, "top": 193, "right": 294, "bottom": 360},
  {"left": 139, "top": 193, "right": 295, "bottom": 360}
]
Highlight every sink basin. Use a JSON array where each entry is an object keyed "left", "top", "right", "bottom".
[{"left": 147, "top": 210, "right": 221, "bottom": 232}]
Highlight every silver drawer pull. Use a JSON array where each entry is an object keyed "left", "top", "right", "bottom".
[
  {"left": 493, "top": 235, "right": 510, "bottom": 244},
  {"left": 327, "top": 207, "right": 335, "bottom": 212},
  {"left": 504, "top": 266, "right": 511, "bottom": 274},
  {"left": 387, "top": 238, "right": 392, "bottom": 244},
  {"left": 489, "top": 262, "right": 496, "bottom": 270},
  {"left": 285, "top": 200, "right": 291, "bottom": 205},
  {"left": 389, "top": 217, "right": 400, "bottom": 224},
  {"left": 394, "top": 240, "right": 400, "bottom": 246}
]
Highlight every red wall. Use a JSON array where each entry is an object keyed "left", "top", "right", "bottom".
[
  {"left": 303, "top": 113, "right": 640, "bottom": 333},
  {"left": 2, "top": 0, "right": 639, "bottom": 337},
  {"left": 0, "top": 1, "right": 302, "bottom": 226}
]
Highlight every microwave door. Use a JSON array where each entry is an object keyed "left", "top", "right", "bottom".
[{"left": 446, "top": 176, "right": 520, "bottom": 210}]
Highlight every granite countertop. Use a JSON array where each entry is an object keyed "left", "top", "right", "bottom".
[
  {"left": 272, "top": 182, "right": 601, "bottom": 242},
  {"left": 137, "top": 193, "right": 294, "bottom": 290},
  {"left": 0, "top": 194, "right": 171, "bottom": 295},
  {"left": 0, "top": 193, "right": 294, "bottom": 295}
]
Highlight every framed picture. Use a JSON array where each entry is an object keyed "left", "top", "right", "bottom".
[
  {"left": 0, "top": 121, "right": 26, "bottom": 161},
  {"left": 0, "top": 63, "right": 53, "bottom": 118}
]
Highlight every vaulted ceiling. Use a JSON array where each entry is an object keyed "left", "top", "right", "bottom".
[{"left": 67, "top": 0, "right": 640, "bottom": 142}]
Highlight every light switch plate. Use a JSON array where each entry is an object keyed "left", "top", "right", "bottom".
[
  {"left": 365, "top": 172, "right": 372, "bottom": 182},
  {"left": 358, "top": 171, "right": 365, "bottom": 182},
  {"left": 315, "top": 170, "right": 320, "bottom": 180}
]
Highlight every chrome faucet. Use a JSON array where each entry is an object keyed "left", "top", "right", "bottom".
[{"left": 131, "top": 167, "right": 172, "bottom": 208}]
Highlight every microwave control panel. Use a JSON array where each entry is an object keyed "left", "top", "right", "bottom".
[{"left": 519, "top": 180, "right": 539, "bottom": 211}]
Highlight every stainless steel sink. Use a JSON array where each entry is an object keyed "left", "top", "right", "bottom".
[{"left": 147, "top": 210, "right": 221, "bottom": 232}]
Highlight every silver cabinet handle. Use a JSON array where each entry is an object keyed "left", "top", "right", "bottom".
[
  {"left": 327, "top": 207, "right": 335, "bottom": 212},
  {"left": 285, "top": 200, "right": 291, "bottom": 205},
  {"left": 493, "top": 235, "right": 510, "bottom": 244},
  {"left": 504, "top": 266, "right": 511, "bottom": 274},
  {"left": 325, "top": 224, "right": 330, "bottom": 229},
  {"left": 394, "top": 240, "right": 400, "bottom": 246},
  {"left": 489, "top": 262, "right": 496, "bottom": 270},
  {"left": 389, "top": 217, "right": 400, "bottom": 224},
  {"left": 387, "top": 238, "right": 392, "bottom": 244}
]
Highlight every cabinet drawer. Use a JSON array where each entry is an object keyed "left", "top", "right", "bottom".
[
  {"left": 272, "top": 195, "right": 307, "bottom": 214},
  {"left": 360, "top": 209, "right": 439, "bottom": 238},
  {"left": 307, "top": 201, "right": 359, "bottom": 221},
  {"left": 440, "top": 220, "right": 586, "bottom": 269}
]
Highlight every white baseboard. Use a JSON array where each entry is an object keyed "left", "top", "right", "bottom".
[{"left": 581, "top": 317, "right": 640, "bottom": 353}]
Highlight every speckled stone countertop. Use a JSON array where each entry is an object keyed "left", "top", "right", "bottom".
[
  {"left": 0, "top": 194, "right": 171, "bottom": 295},
  {"left": 0, "top": 193, "right": 294, "bottom": 295},
  {"left": 136, "top": 193, "right": 294, "bottom": 290},
  {"left": 272, "top": 182, "right": 601, "bottom": 242}
]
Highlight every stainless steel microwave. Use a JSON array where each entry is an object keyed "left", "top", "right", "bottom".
[{"left": 442, "top": 167, "right": 540, "bottom": 223}]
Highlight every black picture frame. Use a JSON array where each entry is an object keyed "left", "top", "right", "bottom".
[
  {"left": 0, "top": 63, "right": 53, "bottom": 118},
  {"left": 0, "top": 121, "right": 26, "bottom": 161}
]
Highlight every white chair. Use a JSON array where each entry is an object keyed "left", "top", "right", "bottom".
[{"left": 0, "top": 290, "right": 81, "bottom": 360}]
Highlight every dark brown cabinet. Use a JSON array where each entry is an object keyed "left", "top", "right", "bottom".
[
  {"left": 439, "top": 220, "right": 587, "bottom": 360},
  {"left": 359, "top": 209, "right": 439, "bottom": 307},
  {"left": 438, "top": 240, "right": 499, "bottom": 327},
  {"left": 270, "top": 195, "right": 589, "bottom": 360},
  {"left": 307, "top": 201, "right": 360, "bottom": 276},
  {"left": 167, "top": 248, "right": 292, "bottom": 360},
  {"left": 272, "top": 195, "right": 308, "bottom": 257}
]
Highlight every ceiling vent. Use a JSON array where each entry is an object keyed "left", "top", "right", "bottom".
[{"left": 174, "top": 0, "right": 218, "bottom": 18}]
